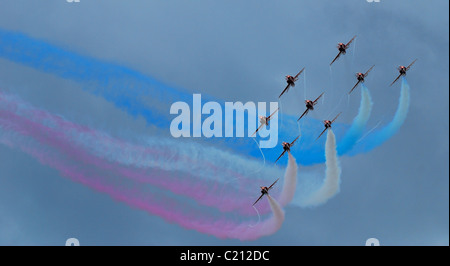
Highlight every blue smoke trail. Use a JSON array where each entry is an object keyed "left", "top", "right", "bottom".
[
  {"left": 350, "top": 77, "right": 410, "bottom": 154},
  {"left": 337, "top": 83, "right": 373, "bottom": 155},
  {"left": 0, "top": 28, "right": 192, "bottom": 128},
  {"left": 0, "top": 28, "right": 404, "bottom": 166}
]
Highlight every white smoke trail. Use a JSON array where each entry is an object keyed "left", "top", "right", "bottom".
[
  {"left": 277, "top": 152, "right": 298, "bottom": 206},
  {"left": 228, "top": 194, "right": 285, "bottom": 241},
  {"left": 300, "top": 129, "right": 341, "bottom": 206},
  {"left": 261, "top": 195, "right": 285, "bottom": 235}
]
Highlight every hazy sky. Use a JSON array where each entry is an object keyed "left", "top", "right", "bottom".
[{"left": 0, "top": 0, "right": 448, "bottom": 245}]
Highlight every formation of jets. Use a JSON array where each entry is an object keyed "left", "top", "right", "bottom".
[{"left": 252, "top": 35, "right": 416, "bottom": 206}]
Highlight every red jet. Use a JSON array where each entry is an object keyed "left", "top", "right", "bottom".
[
  {"left": 297, "top": 92, "right": 325, "bottom": 121},
  {"left": 253, "top": 177, "right": 280, "bottom": 206},
  {"left": 275, "top": 135, "right": 300, "bottom": 164},
  {"left": 348, "top": 65, "right": 375, "bottom": 95},
  {"left": 390, "top": 59, "right": 417, "bottom": 86},
  {"left": 252, "top": 107, "right": 279, "bottom": 137},
  {"left": 330, "top": 35, "right": 357, "bottom": 66},
  {"left": 316, "top": 112, "right": 342, "bottom": 141},
  {"left": 279, "top": 67, "right": 305, "bottom": 98}
]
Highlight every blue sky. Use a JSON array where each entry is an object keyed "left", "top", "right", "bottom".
[{"left": 0, "top": 0, "right": 448, "bottom": 245}]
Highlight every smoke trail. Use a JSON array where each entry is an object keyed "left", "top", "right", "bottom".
[
  {"left": 0, "top": 91, "right": 288, "bottom": 215},
  {"left": 350, "top": 77, "right": 410, "bottom": 154},
  {"left": 277, "top": 152, "right": 298, "bottom": 206},
  {"left": 0, "top": 90, "right": 297, "bottom": 216},
  {"left": 299, "top": 129, "right": 341, "bottom": 207},
  {"left": 0, "top": 28, "right": 405, "bottom": 166},
  {"left": 263, "top": 195, "right": 285, "bottom": 234},
  {"left": 337, "top": 83, "right": 373, "bottom": 155},
  {"left": 0, "top": 92, "right": 289, "bottom": 240},
  {"left": 0, "top": 28, "right": 192, "bottom": 128},
  {"left": 0, "top": 28, "right": 410, "bottom": 239},
  {"left": 0, "top": 128, "right": 283, "bottom": 240},
  {"left": 278, "top": 82, "right": 372, "bottom": 166}
]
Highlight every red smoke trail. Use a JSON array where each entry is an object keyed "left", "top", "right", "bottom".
[{"left": 0, "top": 91, "right": 291, "bottom": 239}]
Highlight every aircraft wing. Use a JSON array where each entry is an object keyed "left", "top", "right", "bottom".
[
  {"left": 406, "top": 59, "right": 417, "bottom": 71},
  {"left": 253, "top": 193, "right": 265, "bottom": 206},
  {"left": 316, "top": 128, "right": 327, "bottom": 141},
  {"left": 346, "top": 35, "right": 357, "bottom": 47},
  {"left": 268, "top": 177, "right": 280, "bottom": 190},
  {"left": 279, "top": 84, "right": 290, "bottom": 98},
  {"left": 268, "top": 107, "right": 280, "bottom": 120},
  {"left": 390, "top": 73, "right": 402, "bottom": 86},
  {"left": 294, "top": 67, "right": 305, "bottom": 79},
  {"left": 274, "top": 150, "right": 286, "bottom": 164},
  {"left": 251, "top": 123, "right": 265, "bottom": 137},
  {"left": 331, "top": 112, "right": 342, "bottom": 124},
  {"left": 290, "top": 135, "right": 301, "bottom": 146},
  {"left": 330, "top": 51, "right": 342, "bottom": 66},
  {"left": 348, "top": 81, "right": 361, "bottom": 95},
  {"left": 297, "top": 108, "right": 309, "bottom": 121},
  {"left": 313, "top": 92, "right": 325, "bottom": 104},
  {"left": 364, "top": 65, "right": 375, "bottom": 77}
]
